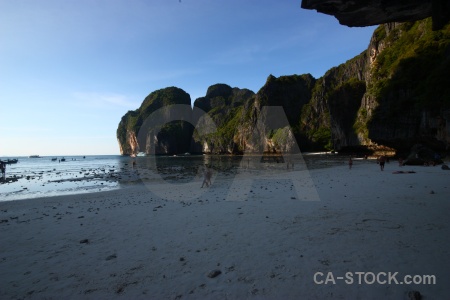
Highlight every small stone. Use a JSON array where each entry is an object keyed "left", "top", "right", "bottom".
[
  {"left": 407, "top": 290, "right": 421, "bottom": 300},
  {"left": 106, "top": 254, "right": 117, "bottom": 260},
  {"left": 207, "top": 269, "right": 222, "bottom": 278}
]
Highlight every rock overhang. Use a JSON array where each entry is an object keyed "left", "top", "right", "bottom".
[{"left": 301, "top": 0, "right": 450, "bottom": 30}]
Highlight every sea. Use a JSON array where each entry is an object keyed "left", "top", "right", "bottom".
[{"left": 0, "top": 153, "right": 352, "bottom": 201}]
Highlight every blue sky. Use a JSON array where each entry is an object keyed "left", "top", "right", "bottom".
[{"left": 0, "top": 0, "right": 376, "bottom": 156}]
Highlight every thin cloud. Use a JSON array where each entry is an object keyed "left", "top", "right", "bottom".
[
  {"left": 0, "top": 126, "right": 51, "bottom": 133},
  {"left": 207, "top": 44, "right": 263, "bottom": 65},
  {"left": 205, "top": 25, "right": 317, "bottom": 66},
  {"left": 132, "top": 68, "right": 203, "bottom": 83},
  {"left": 72, "top": 92, "right": 140, "bottom": 109}
]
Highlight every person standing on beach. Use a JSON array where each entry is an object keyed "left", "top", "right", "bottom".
[
  {"left": 1, "top": 161, "right": 5, "bottom": 180},
  {"left": 378, "top": 155, "right": 386, "bottom": 171},
  {"left": 348, "top": 156, "right": 353, "bottom": 169},
  {"left": 201, "top": 165, "right": 212, "bottom": 188}
]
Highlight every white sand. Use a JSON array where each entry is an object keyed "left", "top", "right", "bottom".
[{"left": 1, "top": 162, "right": 449, "bottom": 299}]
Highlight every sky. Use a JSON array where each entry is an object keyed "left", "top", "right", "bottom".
[{"left": 0, "top": 0, "right": 376, "bottom": 156}]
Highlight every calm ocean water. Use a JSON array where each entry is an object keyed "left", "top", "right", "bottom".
[
  {"left": 0, "top": 155, "right": 128, "bottom": 201},
  {"left": 0, "top": 153, "right": 351, "bottom": 201}
]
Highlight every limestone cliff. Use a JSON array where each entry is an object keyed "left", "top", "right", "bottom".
[
  {"left": 363, "top": 20, "right": 450, "bottom": 152},
  {"left": 301, "top": 0, "right": 449, "bottom": 30},
  {"left": 116, "top": 87, "right": 192, "bottom": 155},
  {"left": 192, "top": 84, "right": 255, "bottom": 154},
  {"left": 118, "top": 18, "right": 450, "bottom": 155},
  {"left": 300, "top": 53, "right": 368, "bottom": 151},
  {"left": 251, "top": 74, "right": 316, "bottom": 152},
  {"left": 301, "top": 18, "right": 450, "bottom": 153}
]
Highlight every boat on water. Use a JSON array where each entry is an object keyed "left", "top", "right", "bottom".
[
  {"left": 0, "top": 159, "right": 18, "bottom": 164},
  {"left": 29, "top": 155, "right": 40, "bottom": 158},
  {"left": 51, "top": 158, "right": 57, "bottom": 161},
  {"left": 61, "top": 157, "right": 66, "bottom": 162}
]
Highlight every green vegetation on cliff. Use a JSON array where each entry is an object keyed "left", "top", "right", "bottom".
[
  {"left": 193, "top": 84, "right": 255, "bottom": 153},
  {"left": 300, "top": 52, "right": 367, "bottom": 151},
  {"left": 118, "top": 18, "right": 450, "bottom": 155},
  {"left": 366, "top": 19, "right": 450, "bottom": 150},
  {"left": 116, "top": 87, "right": 192, "bottom": 155},
  {"left": 370, "top": 20, "right": 450, "bottom": 110}
]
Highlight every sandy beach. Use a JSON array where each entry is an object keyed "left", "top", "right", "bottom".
[{"left": 1, "top": 161, "right": 449, "bottom": 299}]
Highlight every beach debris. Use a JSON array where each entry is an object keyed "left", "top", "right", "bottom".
[
  {"left": 115, "top": 284, "right": 125, "bottom": 294},
  {"left": 392, "top": 170, "right": 416, "bottom": 174},
  {"left": 207, "top": 269, "right": 222, "bottom": 278},
  {"left": 106, "top": 254, "right": 117, "bottom": 260},
  {"left": 407, "top": 290, "right": 422, "bottom": 300},
  {"left": 318, "top": 259, "right": 330, "bottom": 266},
  {"left": 84, "top": 288, "right": 98, "bottom": 294}
]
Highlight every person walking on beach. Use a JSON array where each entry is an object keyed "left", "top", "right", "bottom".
[
  {"left": 348, "top": 156, "right": 353, "bottom": 169},
  {"left": 378, "top": 155, "right": 386, "bottom": 171},
  {"left": 201, "top": 165, "right": 212, "bottom": 188}
]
